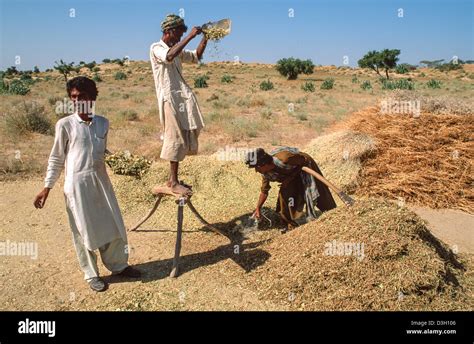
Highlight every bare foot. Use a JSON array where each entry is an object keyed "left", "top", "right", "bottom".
[{"left": 170, "top": 182, "right": 192, "bottom": 196}]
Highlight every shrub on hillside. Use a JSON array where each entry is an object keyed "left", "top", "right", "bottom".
[
  {"left": 320, "top": 78, "right": 335, "bottom": 90},
  {"left": 4, "top": 101, "right": 53, "bottom": 136},
  {"left": 259, "top": 79, "right": 274, "bottom": 91},
  {"left": 276, "top": 58, "right": 314, "bottom": 80}
]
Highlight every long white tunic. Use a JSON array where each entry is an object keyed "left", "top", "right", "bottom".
[
  {"left": 150, "top": 40, "right": 205, "bottom": 131},
  {"left": 44, "top": 113, "right": 127, "bottom": 251}
]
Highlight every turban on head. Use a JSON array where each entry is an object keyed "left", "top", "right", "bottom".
[{"left": 161, "top": 14, "right": 186, "bottom": 32}]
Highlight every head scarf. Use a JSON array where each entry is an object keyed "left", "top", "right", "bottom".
[{"left": 161, "top": 14, "right": 186, "bottom": 32}]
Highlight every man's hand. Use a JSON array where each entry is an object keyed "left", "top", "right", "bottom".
[
  {"left": 252, "top": 208, "right": 261, "bottom": 220},
  {"left": 188, "top": 26, "right": 202, "bottom": 39},
  {"left": 34, "top": 188, "right": 50, "bottom": 209},
  {"left": 254, "top": 192, "right": 268, "bottom": 220},
  {"left": 167, "top": 26, "right": 203, "bottom": 62}
]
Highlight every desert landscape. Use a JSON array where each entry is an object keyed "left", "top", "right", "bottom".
[{"left": 1, "top": 57, "right": 473, "bottom": 311}]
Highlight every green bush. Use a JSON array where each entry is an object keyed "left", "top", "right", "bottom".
[
  {"left": 380, "top": 79, "right": 395, "bottom": 90},
  {"left": 194, "top": 75, "right": 209, "bottom": 88},
  {"left": 351, "top": 76, "right": 359, "bottom": 83},
  {"left": 360, "top": 80, "right": 372, "bottom": 90},
  {"left": 301, "top": 81, "right": 315, "bottom": 92},
  {"left": 93, "top": 73, "right": 102, "bottom": 82},
  {"left": 395, "top": 64, "right": 409, "bottom": 74},
  {"left": 114, "top": 71, "right": 127, "bottom": 80},
  {"left": 426, "top": 79, "right": 442, "bottom": 89},
  {"left": 381, "top": 79, "right": 415, "bottom": 90},
  {"left": 20, "top": 73, "right": 32, "bottom": 81},
  {"left": 19, "top": 73, "right": 36, "bottom": 86},
  {"left": 4, "top": 101, "right": 53, "bottom": 136},
  {"left": 395, "top": 79, "right": 415, "bottom": 90},
  {"left": 85, "top": 61, "right": 97, "bottom": 71},
  {"left": 436, "top": 62, "right": 462, "bottom": 72},
  {"left": 102, "top": 58, "right": 111, "bottom": 63},
  {"left": 9, "top": 80, "right": 30, "bottom": 95},
  {"left": 276, "top": 58, "right": 314, "bottom": 80},
  {"left": 0, "top": 78, "right": 8, "bottom": 94},
  {"left": 395, "top": 63, "right": 416, "bottom": 74},
  {"left": 112, "top": 58, "right": 126, "bottom": 66},
  {"left": 5, "top": 66, "right": 19, "bottom": 76},
  {"left": 320, "top": 78, "right": 335, "bottom": 90},
  {"left": 259, "top": 79, "right": 274, "bottom": 91},
  {"left": 221, "top": 74, "right": 234, "bottom": 83}
]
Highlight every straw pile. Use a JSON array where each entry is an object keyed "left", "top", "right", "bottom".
[
  {"left": 108, "top": 131, "right": 472, "bottom": 311},
  {"left": 338, "top": 106, "right": 474, "bottom": 213},
  {"left": 387, "top": 90, "right": 474, "bottom": 115},
  {"left": 251, "top": 199, "right": 471, "bottom": 310},
  {"left": 304, "top": 131, "right": 375, "bottom": 192}
]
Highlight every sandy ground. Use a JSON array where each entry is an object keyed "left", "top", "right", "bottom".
[
  {"left": 1, "top": 178, "right": 472, "bottom": 311},
  {"left": 0, "top": 179, "right": 285, "bottom": 311},
  {"left": 410, "top": 207, "right": 473, "bottom": 254}
]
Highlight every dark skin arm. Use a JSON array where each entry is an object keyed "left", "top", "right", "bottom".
[
  {"left": 253, "top": 192, "right": 268, "bottom": 219},
  {"left": 166, "top": 27, "right": 205, "bottom": 62},
  {"left": 34, "top": 187, "right": 50, "bottom": 209},
  {"left": 196, "top": 36, "right": 208, "bottom": 60}
]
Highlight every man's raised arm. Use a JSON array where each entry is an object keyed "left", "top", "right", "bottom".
[{"left": 166, "top": 26, "right": 202, "bottom": 62}]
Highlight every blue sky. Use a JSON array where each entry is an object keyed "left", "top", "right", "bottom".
[{"left": 0, "top": 0, "right": 472, "bottom": 70}]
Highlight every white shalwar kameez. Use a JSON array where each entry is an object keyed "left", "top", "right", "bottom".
[{"left": 44, "top": 113, "right": 129, "bottom": 280}]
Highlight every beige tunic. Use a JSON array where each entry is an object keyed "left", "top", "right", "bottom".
[
  {"left": 44, "top": 114, "right": 127, "bottom": 251},
  {"left": 149, "top": 40, "right": 205, "bottom": 131}
]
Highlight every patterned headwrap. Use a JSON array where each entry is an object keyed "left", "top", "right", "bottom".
[{"left": 161, "top": 14, "right": 186, "bottom": 32}]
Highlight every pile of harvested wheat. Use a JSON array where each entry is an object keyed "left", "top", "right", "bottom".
[
  {"left": 110, "top": 155, "right": 281, "bottom": 231},
  {"left": 250, "top": 199, "right": 470, "bottom": 311},
  {"left": 108, "top": 134, "right": 472, "bottom": 311},
  {"left": 337, "top": 106, "right": 473, "bottom": 213},
  {"left": 304, "top": 130, "right": 375, "bottom": 192},
  {"left": 105, "top": 151, "right": 151, "bottom": 178}
]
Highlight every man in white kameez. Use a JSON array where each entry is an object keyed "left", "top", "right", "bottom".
[
  {"left": 34, "top": 76, "right": 141, "bottom": 292},
  {"left": 150, "top": 14, "right": 208, "bottom": 195}
]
